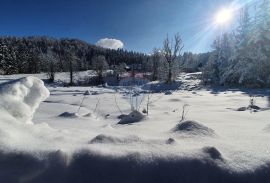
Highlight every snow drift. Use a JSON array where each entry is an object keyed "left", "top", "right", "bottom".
[
  {"left": 89, "top": 134, "right": 142, "bottom": 144},
  {"left": 172, "top": 120, "right": 216, "bottom": 136},
  {"left": 0, "top": 76, "right": 49, "bottom": 124}
]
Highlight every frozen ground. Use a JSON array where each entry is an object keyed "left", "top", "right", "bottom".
[{"left": 0, "top": 72, "right": 270, "bottom": 183}]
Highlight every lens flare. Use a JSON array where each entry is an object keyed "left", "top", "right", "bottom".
[{"left": 215, "top": 8, "right": 233, "bottom": 25}]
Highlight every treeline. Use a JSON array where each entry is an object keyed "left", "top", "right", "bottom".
[
  {"left": 0, "top": 36, "right": 148, "bottom": 75},
  {"left": 202, "top": 0, "right": 270, "bottom": 87}
]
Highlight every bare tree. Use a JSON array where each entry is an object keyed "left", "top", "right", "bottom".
[
  {"left": 39, "top": 49, "right": 57, "bottom": 82},
  {"left": 92, "top": 55, "right": 109, "bottom": 85},
  {"left": 68, "top": 54, "right": 76, "bottom": 86},
  {"left": 65, "top": 47, "right": 79, "bottom": 86},
  {"left": 162, "top": 33, "right": 184, "bottom": 83}
]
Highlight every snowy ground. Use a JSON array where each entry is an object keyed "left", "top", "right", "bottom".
[{"left": 0, "top": 72, "right": 270, "bottom": 183}]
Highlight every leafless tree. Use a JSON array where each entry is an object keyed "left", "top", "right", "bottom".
[
  {"left": 162, "top": 33, "right": 184, "bottom": 83},
  {"left": 92, "top": 55, "right": 109, "bottom": 85},
  {"left": 66, "top": 48, "right": 78, "bottom": 86},
  {"left": 39, "top": 49, "right": 57, "bottom": 82}
]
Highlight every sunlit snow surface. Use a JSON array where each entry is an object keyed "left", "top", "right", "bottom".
[{"left": 0, "top": 73, "right": 270, "bottom": 183}]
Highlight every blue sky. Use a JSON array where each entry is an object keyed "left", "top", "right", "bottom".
[{"left": 0, "top": 0, "right": 245, "bottom": 53}]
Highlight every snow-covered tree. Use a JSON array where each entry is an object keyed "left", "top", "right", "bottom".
[
  {"left": 0, "top": 43, "right": 17, "bottom": 75},
  {"left": 203, "top": 1, "right": 270, "bottom": 87},
  {"left": 202, "top": 33, "right": 234, "bottom": 84}
]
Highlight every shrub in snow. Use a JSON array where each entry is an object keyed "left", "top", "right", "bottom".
[
  {"left": 118, "top": 110, "right": 145, "bottom": 124},
  {"left": 236, "top": 97, "right": 261, "bottom": 112},
  {"left": 248, "top": 97, "right": 260, "bottom": 110},
  {"left": 119, "top": 78, "right": 149, "bottom": 111},
  {"left": 172, "top": 120, "right": 216, "bottom": 136},
  {"left": 0, "top": 76, "right": 49, "bottom": 124}
]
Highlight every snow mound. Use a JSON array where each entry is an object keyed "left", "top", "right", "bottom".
[
  {"left": 202, "top": 146, "right": 224, "bottom": 161},
  {"left": 172, "top": 120, "right": 216, "bottom": 136},
  {"left": 89, "top": 134, "right": 141, "bottom": 144},
  {"left": 0, "top": 77, "right": 50, "bottom": 124},
  {"left": 118, "top": 110, "right": 145, "bottom": 124}
]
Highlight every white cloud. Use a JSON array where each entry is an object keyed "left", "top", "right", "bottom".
[{"left": 96, "top": 38, "right": 124, "bottom": 50}]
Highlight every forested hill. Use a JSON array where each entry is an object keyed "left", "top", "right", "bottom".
[{"left": 0, "top": 36, "right": 148, "bottom": 74}]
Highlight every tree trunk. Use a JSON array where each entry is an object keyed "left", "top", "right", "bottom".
[
  {"left": 167, "top": 61, "right": 172, "bottom": 83},
  {"left": 98, "top": 73, "right": 103, "bottom": 85},
  {"left": 69, "top": 59, "right": 73, "bottom": 86}
]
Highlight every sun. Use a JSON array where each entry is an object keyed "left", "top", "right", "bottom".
[{"left": 215, "top": 8, "right": 233, "bottom": 25}]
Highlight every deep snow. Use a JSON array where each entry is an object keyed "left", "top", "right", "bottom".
[{"left": 0, "top": 73, "right": 270, "bottom": 183}]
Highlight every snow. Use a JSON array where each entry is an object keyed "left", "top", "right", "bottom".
[
  {"left": 0, "top": 76, "right": 50, "bottom": 124},
  {"left": 0, "top": 73, "right": 270, "bottom": 182},
  {"left": 171, "top": 120, "right": 216, "bottom": 136}
]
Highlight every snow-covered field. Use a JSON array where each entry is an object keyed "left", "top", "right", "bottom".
[{"left": 0, "top": 72, "right": 270, "bottom": 183}]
